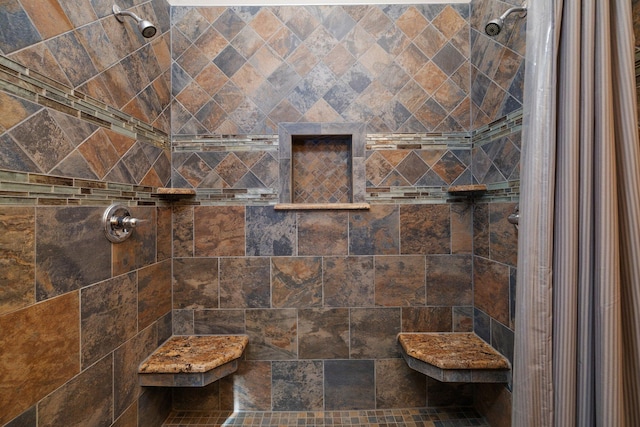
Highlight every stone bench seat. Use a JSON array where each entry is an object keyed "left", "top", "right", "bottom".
[
  {"left": 138, "top": 335, "right": 248, "bottom": 387},
  {"left": 397, "top": 332, "right": 510, "bottom": 383}
]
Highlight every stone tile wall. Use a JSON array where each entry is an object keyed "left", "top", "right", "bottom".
[
  {"left": 170, "top": 4, "right": 471, "bottom": 135},
  {"left": 0, "top": 0, "right": 174, "bottom": 426},
  {"left": 0, "top": 204, "right": 173, "bottom": 426},
  {"left": 170, "top": 203, "right": 476, "bottom": 411}
]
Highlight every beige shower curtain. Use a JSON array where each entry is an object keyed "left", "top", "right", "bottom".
[{"left": 512, "top": 0, "right": 640, "bottom": 425}]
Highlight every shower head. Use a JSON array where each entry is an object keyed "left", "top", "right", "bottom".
[
  {"left": 485, "top": 5, "right": 527, "bottom": 36},
  {"left": 485, "top": 18, "right": 504, "bottom": 37},
  {"left": 113, "top": 4, "right": 157, "bottom": 38}
]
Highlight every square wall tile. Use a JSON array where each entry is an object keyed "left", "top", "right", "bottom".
[
  {"left": 172, "top": 258, "right": 219, "bottom": 310},
  {"left": 220, "top": 257, "right": 271, "bottom": 308},
  {"left": 375, "top": 255, "right": 426, "bottom": 307},
  {"left": 272, "top": 361, "right": 323, "bottom": 411},
  {"left": 324, "top": 360, "right": 375, "bottom": 410},
  {"left": 298, "top": 308, "right": 349, "bottom": 359}
]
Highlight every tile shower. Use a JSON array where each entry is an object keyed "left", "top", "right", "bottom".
[{"left": 0, "top": 0, "right": 523, "bottom": 426}]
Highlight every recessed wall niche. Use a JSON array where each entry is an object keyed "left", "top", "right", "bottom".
[{"left": 278, "top": 123, "right": 366, "bottom": 207}]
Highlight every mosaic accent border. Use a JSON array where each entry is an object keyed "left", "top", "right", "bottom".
[
  {"left": 0, "top": 170, "right": 164, "bottom": 207},
  {"left": 0, "top": 56, "right": 169, "bottom": 149},
  {"left": 472, "top": 109, "right": 523, "bottom": 148}
]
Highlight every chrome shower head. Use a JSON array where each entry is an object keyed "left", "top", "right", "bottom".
[
  {"left": 485, "top": 5, "right": 527, "bottom": 36},
  {"left": 113, "top": 4, "right": 157, "bottom": 38}
]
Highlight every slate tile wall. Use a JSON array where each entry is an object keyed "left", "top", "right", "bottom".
[
  {"left": 171, "top": 203, "right": 475, "bottom": 411},
  {"left": 0, "top": 0, "right": 175, "bottom": 425},
  {"left": 0, "top": 205, "right": 173, "bottom": 426}
]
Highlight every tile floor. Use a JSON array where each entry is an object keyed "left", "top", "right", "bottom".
[{"left": 163, "top": 407, "right": 490, "bottom": 426}]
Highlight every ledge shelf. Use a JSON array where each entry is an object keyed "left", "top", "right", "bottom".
[
  {"left": 446, "top": 184, "right": 487, "bottom": 196},
  {"left": 153, "top": 188, "right": 196, "bottom": 199},
  {"left": 397, "top": 332, "right": 510, "bottom": 383},
  {"left": 138, "top": 335, "right": 248, "bottom": 387}
]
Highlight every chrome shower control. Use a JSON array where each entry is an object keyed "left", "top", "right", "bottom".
[{"left": 103, "top": 204, "right": 142, "bottom": 243}]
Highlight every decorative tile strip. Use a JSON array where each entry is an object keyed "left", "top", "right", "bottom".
[
  {"left": 472, "top": 108, "right": 523, "bottom": 147},
  {"left": 172, "top": 135, "right": 279, "bottom": 152},
  {"left": 0, "top": 55, "right": 169, "bottom": 150},
  {"left": 366, "top": 133, "right": 472, "bottom": 150},
  {"left": 0, "top": 170, "right": 164, "bottom": 207}
]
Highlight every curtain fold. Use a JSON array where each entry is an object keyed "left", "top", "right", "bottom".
[{"left": 512, "top": 0, "right": 640, "bottom": 425}]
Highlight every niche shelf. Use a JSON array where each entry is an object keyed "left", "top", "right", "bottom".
[
  {"left": 446, "top": 184, "right": 487, "bottom": 196},
  {"left": 152, "top": 187, "right": 196, "bottom": 199}
]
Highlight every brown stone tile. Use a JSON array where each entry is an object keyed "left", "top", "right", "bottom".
[
  {"left": 114, "top": 326, "right": 157, "bottom": 419},
  {"left": 271, "top": 257, "right": 322, "bottom": 308},
  {"left": 137, "top": 388, "right": 171, "bottom": 427},
  {"left": 0, "top": 92, "right": 41, "bottom": 131},
  {"left": 473, "top": 203, "right": 490, "bottom": 257},
  {"left": 490, "top": 203, "right": 518, "bottom": 266},
  {"left": 157, "top": 207, "right": 172, "bottom": 262},
  {"left": 453, "top": 306, "right": 474, "bottom": 332},
  {"left": 375, "top": 358, "right": 426, "bottom": 408},
  {"left": 286, "top": 44, "right": 319, "bottom": 76},
  {"left": 9, "top": 44, "right": 72, "bottom": 87},
  {"left": 400, "top": 204, "right": 451, "bottom": 255},
  {"left": 38, "top": 355, "right": 112, "bottom": 426},
  {"left": 297, "top": 211, "right": 348, "bottom": 256},
  {"left": 323, "top": 44, "right": 356, "bottom": 77},
  {"left": 273, "top": 360, "right": 323, "bottom": 411},
  {"left": 414, "top": 25, "right": 447, "bottom": 59},
  {"left": 474, "top": 257, "right": 510, "bottom": 325},
  {"left": 220, "top": 257, "right": 270, "bottom": 308},
  {"left": 176, "top": 80, "right": 211, "bottom": 115},
  {"left": 349, "top": 204, "right": 399, "bottom": 255},
  {"left": 193, "top": 206, "right": 245, "bottom": 256},
  {"left": 77, "top": 129, "right": 120, "bottom": 179},
  {"left": 268, "top": 26, "right": 301, "bottom": 59},
  {"left": 194, "top": 309, "right": 245, "bottom": 335},
  {"left": 298, "top": 308, "right": 349, "bottom": 359},
  {"left": 451, "top": 202, "right": 473, "bottom": 254},
  {"left": 250, "top": 8, "right": 282, "bottom": 40},
  {"left": 35, "top": 206, "right": 111, "bottom": 300},
  {"left": 112, "top": 403, "right": 137, "bottom": 427},
  {"left": 323, "top": 256, "right": 374, "bottom": 307},
  {"left": 138, "top": 260, "right": 172, "bottom": 329},
  {"left": 432, "top": 6, "right": 466, "bottom": 39},
  {"left": 220, "top": 361, "right": 272, "bottom": 411},
  {"left": 173, "top": 206, "right": 194, "bottom": 258},
  {"left": 0, "top": 207, "right": 35, "bottom": 315},
  {"left": 232, "top": 63, "right": 265, "bottom": 95},
  {"left": 426, "top": 255, "right": 472, "bottom": 306},
  {"left": 414, "top": 61, "right": 448, "bottom": 95},
  {"left": 173, "top": 258, "right": 219, "bottom": 309},
  {"left": 113, "top": 206, "right": 157, "bottom": 276},
  {"left": 401, "top": 306, "right": 452, "bottom": 332},
  {"left": 350, "top": 307, "right": 400, "bottom": 359},
  {"left": 374, "top": 255, "right": 425, "bottom": 306},
  {"left": 0, "top": 292, "right": 80, "bottom": 425},
  {"left": 325, "top": 361, "right": 376, "bottom": 411},
  {"left": 81, "top": 272, "right": 137, "bottom": 368},
  {"left": 20, "top": 0, "right": 73, "bottom": 39},
  {"left": 245, "top": 308, "right": 297, "bottom": 360}
]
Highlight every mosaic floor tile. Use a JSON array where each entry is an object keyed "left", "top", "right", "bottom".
[{"left": 162, "top": 408, "right": 489, "bottom": 427}]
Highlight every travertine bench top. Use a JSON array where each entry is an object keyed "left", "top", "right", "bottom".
[
  {"left": 139, "top": 335, "right": 248, "bottom": 374},
  {"left": 398, "top": 332, "right": 510, "bottom": 370}
]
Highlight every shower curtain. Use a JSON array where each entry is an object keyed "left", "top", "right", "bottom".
[{"left": 512, "top": 0, "right": 640, "bottom": 425}]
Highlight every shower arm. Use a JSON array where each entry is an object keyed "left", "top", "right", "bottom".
[{"left": 499, "top": 5, "right": 527, "bottom": 21}]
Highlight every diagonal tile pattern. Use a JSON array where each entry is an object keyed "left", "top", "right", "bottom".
[{"left": 171, "top": 4, "right": 472, "bottom": 136}]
